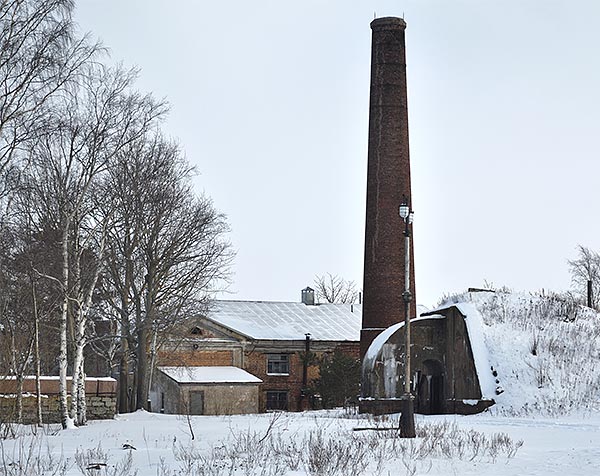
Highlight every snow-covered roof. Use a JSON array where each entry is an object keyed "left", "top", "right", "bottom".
[
  {"left": 205, "top": 300, "right": 362, "bottom": 341},
  {"left": 158, "top": 366, "right": 262, "bottom": 384}
]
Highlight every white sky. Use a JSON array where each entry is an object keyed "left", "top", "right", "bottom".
[{"left": 74, "top": 1, "right": 600, "bottom": 308}]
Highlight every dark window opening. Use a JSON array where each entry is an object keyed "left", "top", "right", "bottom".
[
  {"left": 266, "top": 391, "right": 288, "bottom": 411},
  {"left": 190, "top": 326, "right": 203, "bottom": 335}
]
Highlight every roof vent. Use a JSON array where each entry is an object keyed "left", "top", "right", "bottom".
[{"left": 301, "top": 286, "right": 315, "bottom": 305}]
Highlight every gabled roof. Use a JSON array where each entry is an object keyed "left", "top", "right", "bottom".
[
  {"left": 204, "top": 300, "right": 362, "bottom": 341},
  {"left": 158, "top": 366, "right": 262, "bottom": 384}
]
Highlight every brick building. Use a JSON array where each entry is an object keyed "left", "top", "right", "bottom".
[{"left": 156, "top": 288, "right": 361, "bottom": 413}]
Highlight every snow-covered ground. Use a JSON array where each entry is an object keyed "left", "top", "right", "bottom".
[
  {"left": 4, "top": 289, "right": 599, "bottom": 475},
  {"left": 1, "top": 410, "right": 600, "bottom": 475}
]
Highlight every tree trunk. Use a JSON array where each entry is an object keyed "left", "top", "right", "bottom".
[
  {"left": 16, "top": 374, "right": 23, "bottom": 423},
  {"left": 118, "top": 257, "right": 132, "bottom": 413},
  {"left": 32, "top": 277, "right": 43, "bottom": 426},
  {"left": 118, "top": 330, "right": 130, "bottom": 413},
  {"left": 58, "top": 222, "right": 73, "bottom": 429},
  {"left": 136, "top": 323, "right": 150, "bottom": 410},
  {"left": 70, "top": 317, "right": 85, "bottom": 423},
  {"left": 77, "top": 359, "right": 86, "bottom": 425}
]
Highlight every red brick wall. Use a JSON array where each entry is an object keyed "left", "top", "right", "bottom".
[
  {"left": 246, "top": 342, "right": 360, "bottom": 412},
  {"left": 361, "top": 17, "right": 417, "bottom": 357},
  {"left": 157, "top": 349, "right": 234, "bottom": 367}
]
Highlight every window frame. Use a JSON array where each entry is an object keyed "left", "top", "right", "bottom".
[
  {"left": 266, "top": 390, "right": 288, "bottom": 411},
  {"left": 266, "top": 353, "right": 290, "bottom": 376}
]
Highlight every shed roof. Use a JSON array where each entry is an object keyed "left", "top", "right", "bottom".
[
  {"left": 158, "top": 366, "right": 262, "bottom": 384},
  {"left": 205, "top": 300, "right": 362, "bottom": 341}
]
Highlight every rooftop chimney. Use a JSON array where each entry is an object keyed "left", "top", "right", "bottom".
[{"left": 301, "top": 286, "right": 315, "bottom": 305}]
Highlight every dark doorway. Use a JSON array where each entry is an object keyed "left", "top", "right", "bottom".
[
  {"left": 416, "top": 359, "right": 444, "bottom": 414},
  {"left": 188, "top": 391, "right": 204, "bottom": 415}
]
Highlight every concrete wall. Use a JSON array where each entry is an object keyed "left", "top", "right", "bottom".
[
  {"left": 361, "top": 307, "right": 493, "bottom": 415},
  {"left": 181, "top": 384, "right": 258, "bottom": 415},
  {"left": 150, "top": 370, "right": 259, "bottom": 415}
]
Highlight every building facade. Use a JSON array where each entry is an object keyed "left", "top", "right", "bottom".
[{"left": 157, "top": 292, "right": 361, "bottom": 413}]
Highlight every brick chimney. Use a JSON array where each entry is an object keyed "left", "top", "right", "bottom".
[
  {"left": 360, "top": 17, "right": 416, "bottom": 357},
  {"left": 301, "top": 286, "right": 315, "bottom": 305}
]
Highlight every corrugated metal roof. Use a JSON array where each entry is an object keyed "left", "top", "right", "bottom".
[
  {"left": 159, "top": 366, "right": 262, "bottom": 384},
  {"left": 205, "top": 300, "right": 362, "bottom": 341}
]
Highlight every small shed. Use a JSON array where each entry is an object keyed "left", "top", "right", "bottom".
[{"left": 150, "top": 366, "right": 262, "bottom": 415}]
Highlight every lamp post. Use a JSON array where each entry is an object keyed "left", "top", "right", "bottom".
[{"left": 399, "top": 195, "right": 416, "bottom": 438}]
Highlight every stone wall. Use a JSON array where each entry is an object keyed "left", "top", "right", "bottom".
[{"left": 0, "top": 377, "right": 117, "bottom": 424}]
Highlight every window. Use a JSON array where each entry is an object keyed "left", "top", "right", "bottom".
[
  {"left": 266, "top": 391, "right": 288, "bottom": 411},
  {"left": 267, "top": 354, "right": 289, "bottom": 375}
]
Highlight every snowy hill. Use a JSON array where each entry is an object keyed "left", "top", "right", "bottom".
[{"left": 438, "top": 289, "right": 600, "bottom": 416}]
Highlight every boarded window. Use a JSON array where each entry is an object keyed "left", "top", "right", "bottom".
[
  {"left": 266, "top": 391, "right": 288, "bottom": 411},
  {"left": 267, "top": 354, "right": 289, "bottom": 375}
]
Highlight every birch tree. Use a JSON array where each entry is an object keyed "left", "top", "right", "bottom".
[{"left": 24, "top": 64, "right": 166, "bottom": 427}]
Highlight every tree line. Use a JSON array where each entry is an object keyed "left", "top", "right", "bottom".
[{"left": 0, "top": 0, "right": 232, "bottom": 428}]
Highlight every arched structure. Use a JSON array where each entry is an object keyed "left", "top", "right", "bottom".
[{"left": 361, "top": 305, "right": 496, "bottom": 415}]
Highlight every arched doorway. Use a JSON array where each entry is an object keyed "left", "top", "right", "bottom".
[{"left": 416, "top": 359, "right": 444, "bottom": 414}]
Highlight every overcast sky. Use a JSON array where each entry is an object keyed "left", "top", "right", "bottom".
[{"left": 75, "top": 1, "right": 600, "bottom": 308}]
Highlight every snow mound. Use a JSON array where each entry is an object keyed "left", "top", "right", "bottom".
[{"left": 440, "top": 289, "right": 600, "bottom": 416}]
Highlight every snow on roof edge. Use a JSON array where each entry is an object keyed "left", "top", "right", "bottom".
[
  {"left": 158, "top": 366, "right": 262, "bottom": 384},
  {"left": 453, "top": 303, "right": 496, "bottom": 399},
  {"left": 363, "top": 314, "right": 446, "bottom": 371}
]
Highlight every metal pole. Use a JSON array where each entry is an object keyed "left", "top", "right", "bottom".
[
  {"left": 399, "top": 212, "right": 416, "bottom": 438},
  {"left": 404, "top": 231, "right": 411, "bottom": 395}
]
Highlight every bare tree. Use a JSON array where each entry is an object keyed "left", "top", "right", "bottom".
[
  {"left": 568, "top": 245, "right": 600, "bottom": 309},
  {"left": 313, "top": 273, "right": 358, "bottom": 304},
  {"left": 0, "top": 226, "right": 35, "bottom": 423},
  {"left": 0, "top": 0, "right": 99, "bottom": 204},
  {"left": 22, "top": 63, "right": 166, "bottom": 427},
  {"left": 100, "top": 133, "right": 233, "bottom": 411}
]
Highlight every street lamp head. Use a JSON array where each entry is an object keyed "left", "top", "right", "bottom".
[
  {"left": 399, "top": 196, "right": 409, "bottom": 220},
  {"left": 408, "top": 210, "right": 414, "bottom": 225}
]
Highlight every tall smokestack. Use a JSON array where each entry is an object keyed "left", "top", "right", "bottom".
[{"left": 360, "top": 17, "right": 416, "bottom": 357}]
